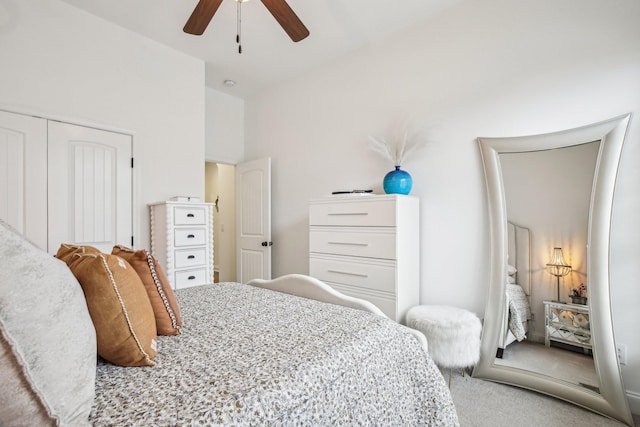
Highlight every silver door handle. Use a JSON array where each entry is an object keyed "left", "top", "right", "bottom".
[
  {"left": 328, "top": 241, "right": 368, "bottom": 246},
  {"left": 327, "top": 269, "right": 368, "bottom": 278}
]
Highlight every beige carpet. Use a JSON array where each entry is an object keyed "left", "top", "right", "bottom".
[
  {"left": 449, "top": 372, "right": 637, "bottom": 426},
  {"left": 495, "top": 340, "right": 599, "bottom": 392}
]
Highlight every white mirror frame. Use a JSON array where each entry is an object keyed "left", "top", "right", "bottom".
[{"left": 474, "top": 113, "right": 633, "bottom": 426}]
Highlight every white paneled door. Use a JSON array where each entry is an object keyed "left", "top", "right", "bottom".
[
  {"left": 48, "top": 121, "right": 132, "bottom": 254},
  {"left": 0, "top": 110, "right": 48, "bottom": 249},
  {"left": 0, "top": 110, "right": 132, "bottom": 253},
  {"left": 236, "top": 157, "right": 271, "bottom": 283}
]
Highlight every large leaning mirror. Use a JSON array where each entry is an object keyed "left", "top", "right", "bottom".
[{"left": 473, "top": 114, "right": 633, "bottom": 426}]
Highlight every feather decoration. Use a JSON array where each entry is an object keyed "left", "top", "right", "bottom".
[
  {"left": 367, "top": 135, "right": 396, "bottom": 164},
  {"left": 367, "top": 124, "right": 428, "bottom": 167}
]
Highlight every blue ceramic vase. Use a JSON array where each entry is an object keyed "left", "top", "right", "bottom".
[{"left": 383, "top": 166, "right": 413, "bottom": 195}]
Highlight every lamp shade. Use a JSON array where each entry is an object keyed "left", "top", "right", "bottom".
[{"left": 546, "top": 247, "right": 572, "bottom": 277}]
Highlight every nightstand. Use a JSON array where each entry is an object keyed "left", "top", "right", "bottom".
[{"left": 543, "top": 300, "right": 592, "bottom": 352}]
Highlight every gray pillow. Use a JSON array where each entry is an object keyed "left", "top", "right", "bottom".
[{"left": 0, "top": 220, "right": 96, "bottom": 426}]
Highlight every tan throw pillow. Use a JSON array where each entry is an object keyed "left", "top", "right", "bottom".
[
  {"left": 68, "top": 252, "right": 158, "bottom": 367},
  {"left": 0, "top": 220, "right": 96, "bottom": 426},
  {"left": 55, "top": 243, "right": 101, "bottom": 264},
  {"left": 112, "top": 245, "right": 183, "bottom": 336}
]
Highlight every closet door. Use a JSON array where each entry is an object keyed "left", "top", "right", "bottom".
[
  {"left": 0, "top": 110, "right": 48, "bottom": 249},
  {"left": 47, "top": 121, "right": 132, "bottom": 253}
]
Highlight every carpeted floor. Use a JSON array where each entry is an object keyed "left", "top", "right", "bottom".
[
  {"left": 449, "top": 372, "right": 638, "bottom": 426},
  {"left": 495, "top": 340, "right": 598, "bottom": 391}
]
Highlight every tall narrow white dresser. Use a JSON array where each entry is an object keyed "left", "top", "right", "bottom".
[
  {"left": 309, "top": 194, "right": 419, "bottom": 324},
  {"left": 149, "top": 201, "right": 214, "bottom": 290}
]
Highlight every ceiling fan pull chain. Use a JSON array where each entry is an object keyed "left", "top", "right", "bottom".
[{"left": 236, "top": 1, "right": 242, "bottom": 54}]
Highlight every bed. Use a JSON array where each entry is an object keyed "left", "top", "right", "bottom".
[
  {"left": 496, "top": 222, "right": 533, "bottom": 358},
  {"left": 0, "top": 220, "right": 459, "bottom": 426}
]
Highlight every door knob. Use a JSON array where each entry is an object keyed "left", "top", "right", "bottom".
[{"left": 261, "top": 241, "right": 273, "bottom": 247}]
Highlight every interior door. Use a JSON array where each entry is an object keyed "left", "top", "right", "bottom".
[
  {"left": 47, "top": 121, "right": 132, "bottom": 253},
  {"left": 236, "top": 157, "right": 271, "bottom": 283},
  {"left": 0, "top": 110, "right": 48, "bottom": 249}
]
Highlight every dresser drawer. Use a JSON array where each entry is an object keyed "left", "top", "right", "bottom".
[
  {"left": 309, "top": 254, "right": 396, "bottom": 293},
  {"left": 309, "top": 199, "right": 396, "bottom": 226},
  {"left": 174, "top": 227, "right": 207, "bottom": 247},
  {"left": 309, "top": 227, "right": 396, "bottom": 259},
  {"left": 174, "top": 247, "right": 207, "bottom": 268},
  {"left": 327, "top": 282, "right": 397, "bottom": 321},
  {"left": 174, "top": 268, "right": 209, "bottom": 289},
  {"left": 174, "top": 206, "right": 207, "bottom": 225}
]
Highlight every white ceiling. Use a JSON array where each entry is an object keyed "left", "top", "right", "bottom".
[{"left": 58, "top": 0, "right": 462, "bottom": 99}]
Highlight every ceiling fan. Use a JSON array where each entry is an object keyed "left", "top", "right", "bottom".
[{"left": 183, "top": 0, "right": 309, "bottom": 43}]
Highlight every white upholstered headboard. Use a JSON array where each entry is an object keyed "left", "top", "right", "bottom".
[{"left": 507, "top": 221, "right": 531, "bottom": 296}]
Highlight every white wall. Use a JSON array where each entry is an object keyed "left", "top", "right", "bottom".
[
  {"left": 205, "top": 87, "right": 245, "bottom": 164},
  {"left": 0, "top": 0, "right": 205, "bottom": 250},
  {"left": 204, "top": 88, "right": 243, "bottom": 281},
  {"left": 244, "top": 0, "right": 640, "bottom": 409}
]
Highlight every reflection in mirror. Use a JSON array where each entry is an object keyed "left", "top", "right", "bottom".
[
  {"left": 496, "top": 143, "right": 600, "bottom": 389},
  {"left": 473, "top": 114, "right": 634, "bottom": 425}
]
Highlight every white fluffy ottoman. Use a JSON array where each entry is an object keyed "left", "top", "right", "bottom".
[{"left": 406, "top": 305, "right": 482, "bottom": 385}]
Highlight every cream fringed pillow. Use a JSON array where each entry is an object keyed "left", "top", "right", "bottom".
[
  {"left": 68, "top": 253, "right": 158, "bottom": 367},
  {"left": 0, "top": 220, "right": 96, "bottom": 426},
  {"left": 112, "top": 245, "right": 183, "bottom": 335}
]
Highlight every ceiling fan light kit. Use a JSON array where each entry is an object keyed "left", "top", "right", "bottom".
[{"left": 183, "top": 0, "right": 309, "bottom": 53}]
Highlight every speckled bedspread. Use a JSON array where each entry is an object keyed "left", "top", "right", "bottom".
[{"left": 90, "top": 282, "right": 458, "bottom": 426}]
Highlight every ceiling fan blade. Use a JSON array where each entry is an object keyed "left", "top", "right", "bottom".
[
  {"left": 183, "top": 0, "right": 224, "bottom": 35},
  {"left": 260, "top": 0, "right": 309, "bottom": 42}
]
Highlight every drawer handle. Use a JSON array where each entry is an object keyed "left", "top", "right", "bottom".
[
  {"left": 187, "top": 213, "right": 195, "bottom": 218},
  {"left": 187, "top": 234, "right": 195, "bottom": 238},
  {"left": 187, "top": 255, "right": 196, "bottom": 259},
  {"left": 327, "top": 269, "right": 368, "bottom": 278},
  {"left": 188, "top": 275, "right": 196, "bottom": 280},
  {"left": 328, "top": 241, "right": 369, "bottom": 247},
  {"left": 328, "top": 212, "right": 369, "bottom": 216}
]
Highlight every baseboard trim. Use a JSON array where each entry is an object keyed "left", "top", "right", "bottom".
[{"left": 627, "top": 390, "right": 640, "bottom": 415}]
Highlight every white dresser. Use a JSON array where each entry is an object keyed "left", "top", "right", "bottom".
[
  {"left": 149, "top": 201, "right": 214, "bottom": 290},
  {"left": 309, "top": 195, "right": 420, "bottom": 324}
]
